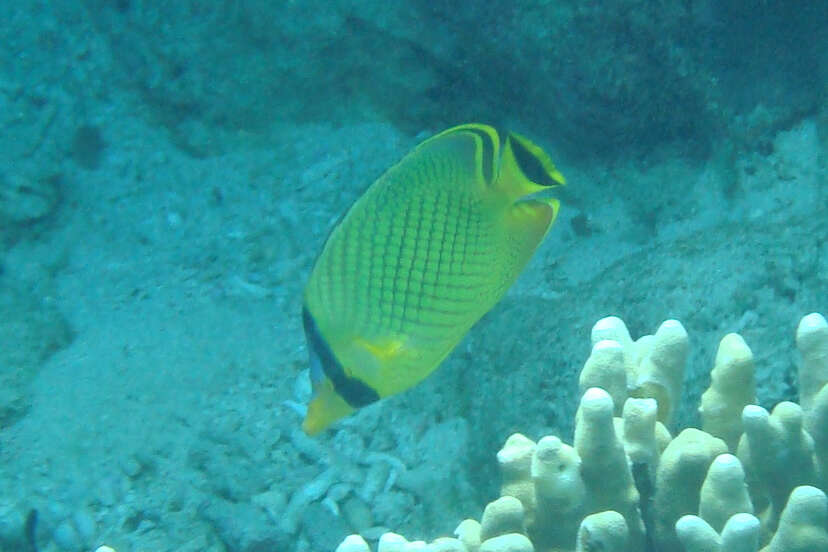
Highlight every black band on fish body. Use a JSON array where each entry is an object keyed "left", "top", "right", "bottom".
[{"left": 302, "top": 306, "right": 380, "bottom": 408}]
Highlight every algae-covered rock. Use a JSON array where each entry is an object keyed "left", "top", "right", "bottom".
[{"left": 71, "top": 2, "right": 711, "bottom": 158}]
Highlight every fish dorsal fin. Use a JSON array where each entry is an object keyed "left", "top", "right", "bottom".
[{"left": 416, "top": 124, "right": 503, "bottom": 189}]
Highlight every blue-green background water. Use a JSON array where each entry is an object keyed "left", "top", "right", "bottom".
[{"left": 0, "top": 2, "right": 825, "bottom": 551}]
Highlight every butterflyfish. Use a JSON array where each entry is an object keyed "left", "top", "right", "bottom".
[{"left": 301, "top": 123, "right": 565, "bottom": 434}]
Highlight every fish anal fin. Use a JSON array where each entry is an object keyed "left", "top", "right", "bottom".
[{"left": 505, "top": 196, "right": 560, "bottom": 243}]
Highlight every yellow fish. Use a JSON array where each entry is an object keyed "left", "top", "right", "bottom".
[{"left": 301, "top": 124, "right": 565, "bottom": 434}]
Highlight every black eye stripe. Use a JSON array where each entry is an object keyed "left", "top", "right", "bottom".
[{"left": 302, "top": 306, "right": 380, "bottom": 408}]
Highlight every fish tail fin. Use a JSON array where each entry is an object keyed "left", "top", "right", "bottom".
[
  {"left": 302, "top": 379, "right": 354, "bottom": 435},
  {"left": 496, "top": 132, "right": 566, "bottom": 202},
  {"left": 496, "top": 132, "right": 566, "bottom": 235}
]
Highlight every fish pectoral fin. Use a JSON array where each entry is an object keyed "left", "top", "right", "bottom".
[
  {"left": 346, "top": 335, "right": 410, "bottom": 397},
  {"left": 352, "top": 335, "right": 407, "bottom": 362}
]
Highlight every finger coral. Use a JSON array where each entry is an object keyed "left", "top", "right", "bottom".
[{"left": 334, "top": 313, "right": 828, "bottom": 552}]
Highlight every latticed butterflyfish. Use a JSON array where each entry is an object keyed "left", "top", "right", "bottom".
[{"left": 301, "top": 124, "right": 565, "bottom": 434}]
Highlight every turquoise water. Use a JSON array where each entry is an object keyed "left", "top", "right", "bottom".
[{"left": 0, "top": 2, "right": 824, "bottom": 551}]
